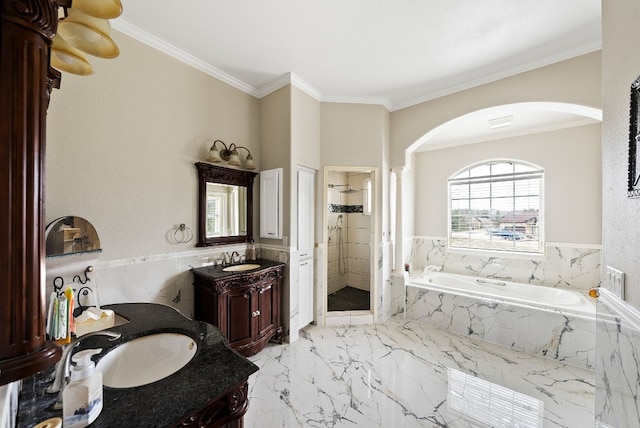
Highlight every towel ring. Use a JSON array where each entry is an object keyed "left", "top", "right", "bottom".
[{"left": 174, "top": 223, "right": 193, "bottom": 244}]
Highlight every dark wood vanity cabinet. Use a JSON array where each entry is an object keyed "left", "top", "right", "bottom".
[{"left": 193, "top": 263, "right": 284, "bottom": 357}]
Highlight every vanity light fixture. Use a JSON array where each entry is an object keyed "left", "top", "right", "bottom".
[
  {"left": 207, "top": 140, "right": 256, "bottom": 170},
  {"left": 51, "top": 0, "right": 123, "bottom": 76}
]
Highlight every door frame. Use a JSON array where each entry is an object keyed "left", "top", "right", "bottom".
[{"left": 322, "top": 166, "right": 379, "bottom": 325}]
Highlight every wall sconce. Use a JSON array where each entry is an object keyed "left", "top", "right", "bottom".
[
  {"left": 207, "top": 140, "right": 256, "bottom": 170},
  {"left": 51, "top": 0, "right": 123, "bottom": 76}
]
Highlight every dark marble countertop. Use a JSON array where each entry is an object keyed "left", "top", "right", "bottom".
[
  {"left": 191, "top": 258, "right": 285, "bottom": 281},
  {"left": 17, "top": 302, "right": 258, "bottom": 427}
]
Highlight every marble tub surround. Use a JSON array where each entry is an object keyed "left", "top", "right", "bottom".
[
  {"left": 17, "top": 303, "right": 258, "bottom": 427},
  {"left": 409, "top": 237, "right": 601, "bottom": 292},
  {"left": 405, "top": 285, "right": 596, "bottom": 369},
  {"left": 595, "top": 289, "right": 640, "bottom": 428},
  {"left": 244, "top": 316, "right": 594, "bottom": 428}
]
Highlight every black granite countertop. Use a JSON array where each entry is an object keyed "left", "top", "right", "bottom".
[
  {"left": 17, "top": 303, "right": 258, "bottom": 427},
  {"left": 191, "top": 258, "right": 285, "bottom": 280}
]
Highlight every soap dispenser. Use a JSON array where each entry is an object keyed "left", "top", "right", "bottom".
[
  {"left": 63, "top": 348, "right": 103, "bottom": 428},
  {"left": 247, "top": 240, "right": 257, "bottom": 261}
]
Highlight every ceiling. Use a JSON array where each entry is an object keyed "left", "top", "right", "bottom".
[{"left": 112, "top": 0, "right": 602, "bottom": 147}]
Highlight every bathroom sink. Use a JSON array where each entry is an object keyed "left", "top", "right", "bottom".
[
  {"left": 97, "top": 333, "right": 197, "bottom": 388},
  {"left": 223, "top": 263, "right": 261, "bottom": 272}
]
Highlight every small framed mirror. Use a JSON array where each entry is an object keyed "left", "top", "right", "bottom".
[{"left": 196, "top": 162, "right": 257, "bottom": 246}]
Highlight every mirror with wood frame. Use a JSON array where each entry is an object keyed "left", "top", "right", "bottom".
[{"left": 195, "top": 162, "right": 257, "bottom": 246}]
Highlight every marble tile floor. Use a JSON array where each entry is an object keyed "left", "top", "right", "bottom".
[{"left": 245, "top": 316, "right": 595, "bottom": 428}]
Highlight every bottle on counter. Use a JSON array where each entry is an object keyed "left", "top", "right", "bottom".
[
  {"left": 247, "top": 240, "right": 257, "bottom": 261},
  {"left": 63, "top": 348, "right": 103, "bottom": 428}
]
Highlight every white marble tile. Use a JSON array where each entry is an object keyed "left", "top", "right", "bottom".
[
  {"left": 246, "top": 317, "right": 594, "bottom": 428},
  {"left": 410, "top": 238, "right": 601, "bottom": 292},
  {"left": 406, "top": 286, "right": 595, "bottom": 369},
  {"left": 595, "top": 292, "right": 640, "bottom": 428}
]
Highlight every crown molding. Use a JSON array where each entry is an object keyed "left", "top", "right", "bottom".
[
  {"left": 255, "top": 72, "right": 323, "bottom": 101},
  {"left": 112, "top": 18, "right": 599, "bottom": 114},
  {"left": 391, "top": 43, "right": 602, "bottom": 112},
  {"left": 322, "top": 95, "right": 392, "bottom": 111},
  {"left": 111, "top": 19, "right": 259, "bottom": 97}
]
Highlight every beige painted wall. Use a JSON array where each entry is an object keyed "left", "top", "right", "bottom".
[
  {"left": 603, "top": 0, "right": 640, "bottom": 309},
  {"left": 259, "top": 86, "right": 291, "bottom": 247},
  {"left": 320, "top": 102, "right": 391, "bottom": 243},
  {"left": 391, "top": 51, "right": 602, "bottom": 166},
  {"left": 320, "top": 103, "right": 389, "bottom": 166},
  {"left": 291, "top": 86, "right": 321, "bottom": 244},
  {"left": 415, "top": 124, "right": 602, "bottom": 245},
  {"left": 46, "top": 31, "right": 260, "bottom": 260}
]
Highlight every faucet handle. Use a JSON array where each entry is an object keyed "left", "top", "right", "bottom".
[{"left": 47, "top": 330, "right": 121, "bottom": 393}]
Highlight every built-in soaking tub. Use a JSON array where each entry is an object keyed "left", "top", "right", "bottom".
[{"left": 406, "top": 271, "right": 596, "bottom": 370}]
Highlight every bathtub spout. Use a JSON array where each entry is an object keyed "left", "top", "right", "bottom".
[{"left": 424, "top": 265, "right": 442, "bottom": 272}]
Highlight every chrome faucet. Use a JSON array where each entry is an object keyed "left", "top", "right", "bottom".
[
  {"left": 230, "top": 251, "right": 240, "bottom": 264},
  {"left": 47, "top": 330, "right": 121, "bottom": 394}
]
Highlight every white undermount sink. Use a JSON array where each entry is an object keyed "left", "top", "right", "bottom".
[
  {"left": 97, "top": 332, "right": 197, "bottom": 388},
  {"left": 222, "top": 263, "right": 261, "bottom": 272}
]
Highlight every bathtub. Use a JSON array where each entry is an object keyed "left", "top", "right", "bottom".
[{"left": 406, "top": 271, "right": 596, "bottom": 369}]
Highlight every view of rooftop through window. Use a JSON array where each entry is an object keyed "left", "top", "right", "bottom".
[{"left": 448, "top": 160, "right": 543, "bottom": 254}]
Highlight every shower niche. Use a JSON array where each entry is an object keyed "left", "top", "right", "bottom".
[{"left": 326, "top": 170, "right": 373, "bottom": 313}]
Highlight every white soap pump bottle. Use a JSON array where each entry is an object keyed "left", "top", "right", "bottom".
[{"left": 63, "top": 348, "right": 103, "bottom": 428}]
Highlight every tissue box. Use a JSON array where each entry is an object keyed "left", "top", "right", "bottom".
[{"left": 74, "top": 308, "right": 115, "bottom": 337}]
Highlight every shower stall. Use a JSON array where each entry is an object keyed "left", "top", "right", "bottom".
[{"left": 326, "top": 170, "right": 373, "bottom": 312}]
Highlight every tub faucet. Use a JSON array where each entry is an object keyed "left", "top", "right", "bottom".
[{"left": 47, "top": 330, "right": 121, "bottom": 394}]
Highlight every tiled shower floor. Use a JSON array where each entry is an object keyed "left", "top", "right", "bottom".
[
  {"left": 246, "top": 316, "right": 594, "bottom": 427},
  {"left": 327, "top": 286, "right": 370, "bottom": 311}
]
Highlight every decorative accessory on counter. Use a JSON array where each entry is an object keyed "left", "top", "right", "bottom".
[
  {"left": 51, "top": 0, "right": 123, "bottom": 76},
  {"left": 206, "top": 139, "right": 256, "bottom": 170},
  {"left": 174, "top": 223, "right": 194, "bottom": 243},
  {"left": 74, "top": 308, "right": 115, "bottom": 337}
]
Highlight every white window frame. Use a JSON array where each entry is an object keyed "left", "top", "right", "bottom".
[{"left": 447, "top": 159, "right": 545, "bottom": 256}]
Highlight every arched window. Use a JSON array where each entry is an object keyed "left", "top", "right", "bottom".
[{"left": 448, "top": 160, "right": 544, "bottom": 254}]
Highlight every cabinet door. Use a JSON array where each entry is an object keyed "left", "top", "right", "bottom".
[
  {"left": 297, "top": 167, "right": 315, "bottom": 259},
  {"left": 227, "top": 289, "right": 253, "bottom": 344},
  {"left": 299, "top": 259, "right": 314, "bottom": 326},
  {"left": 255, "top": 283, "right": 274, "bottom": 337},
  {"left": 260, "top": 168, "right": 283, "bottom": 239}
]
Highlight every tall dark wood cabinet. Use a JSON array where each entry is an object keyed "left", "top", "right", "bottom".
[
  {"left": 193, "top": 263, "right": 285, "bottom": 357},
  {"left": 0, "top": 0, "right": 63, "bottom": 385}
]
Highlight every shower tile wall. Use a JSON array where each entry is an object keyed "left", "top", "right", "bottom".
[
  {"left": 327, "top": 171, "right": 372, "bottom": 295},
  {"left": 347, "top": 172, "right": 371, "bottom": 292},
  {"left": 327, "top": 171, "right": 349, "bottom": 294}
]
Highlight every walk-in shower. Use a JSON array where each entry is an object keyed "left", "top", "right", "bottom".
[{"left": 326, "top": 172, "right": 372, "bottom": 313}]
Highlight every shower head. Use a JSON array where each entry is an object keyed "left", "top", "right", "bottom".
[
  {"left": 328, "top": 184, "right": 361, "bottom": 194},
  {"left": 340, "top": 188, "right": 361, "bottom": 194}
]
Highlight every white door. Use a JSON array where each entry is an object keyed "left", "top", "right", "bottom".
[
  {"left": 299, "top": 259, "right": 314, "bottom": 326},
  {"left": 297, "top": 167, "right": 315, "bottom": 326}
]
